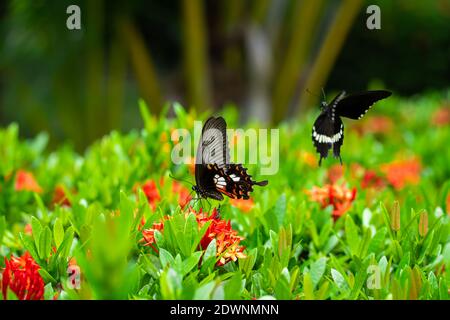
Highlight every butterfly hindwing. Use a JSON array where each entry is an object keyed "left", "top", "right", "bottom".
[
  {"left": 194, "top": 163, "right": 224, "bottom": 200},
  {"left": 334, "top": 90, "right": 392, "bottom": 120},
  {"left": 220, "top": 164, "right": 267, "bottom": 200}
]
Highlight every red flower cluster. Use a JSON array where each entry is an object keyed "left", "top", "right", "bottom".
[
  {"left": 14, "top": 170, "right": 42, "bottom": 193},
  {"left": 1, "top": 252, "right": 44, "bottom": 300},
  {"left": 141, "top": 208, "right": 246, "bottom": 266},
  {"left": 137, "top": 180, "right": 161, "bottom": 210},
  {"left": 361, "top": 170, "right": 386, "bottom": 190},
  {"left": 306, "top": 184, "right": 357, "bottom": 219},
  {"left": 134, "top": 179, "right": 192, "bottom": 210},
  {"left": 353, "top": 116, "right": 393, "bottom": 136},
  {"left": 381, "top": 158, "right": 421, "bottom": 190},
  {"left": 51, "top": 185, "right": 72, "bottom": 207}
]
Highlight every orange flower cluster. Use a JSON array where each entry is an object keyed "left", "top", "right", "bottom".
[
  {"left": 381, "top": 158, "right": 421, "bottom": 190},
  {"left": 306, "top": 184, "right": 357, "bottom": 219},
  {"left": 14, "top": 170, "right": 42, "bottom": 193},
  {"left": 1, "top": 252, "right": 44, "bottom": 300},
  {"left": 141, "top": 208, "right": 246, "bottom": 266},
  {"left": 432, "top": 107, "right": 450, "bottom": 126}
]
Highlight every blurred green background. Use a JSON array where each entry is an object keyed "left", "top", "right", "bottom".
[{"left": 0, "top": 0, "right": 449, "bottom": 150}]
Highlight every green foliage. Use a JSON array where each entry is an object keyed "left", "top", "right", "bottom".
[{"left": 0, "top": 93, "right": 449, "bottom": 300}]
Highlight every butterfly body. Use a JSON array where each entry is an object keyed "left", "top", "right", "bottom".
[
  {"left": 312, "top": 90, "right": 391, "bottom": 166},
  {"left": 194, "top": 117, "right": 268, "bottom": 201}
]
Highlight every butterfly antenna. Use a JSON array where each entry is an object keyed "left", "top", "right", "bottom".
[
  {"left": 169, "top": 173, "right": 194, "bottom": 187},
  {"left": 321, "top": 88, "right": 327, "bottom": 101}
]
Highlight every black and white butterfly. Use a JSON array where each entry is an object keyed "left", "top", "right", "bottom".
[
  {"left": 312, "top": 90, "right": 392, "bottom": 166},
  {"left": 192, "top": 116, "right": 268, "bottom": 201}
]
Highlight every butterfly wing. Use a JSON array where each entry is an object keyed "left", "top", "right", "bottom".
[
  {"left": 334, "top": 90, "right": 391, "bottom": 120},
  {"left": 194, "top": 116, "right": 230, "bottom": 200},
  {"left": 312, "top": 113, "right": 344, "bottom": 165},
  {"left": 194, "top": 116, "right": 268, "bottom": 200},
  {"left": 196, "top": 116, "right": 230, "bottom": 168},
  {"left": 217, "top": 164, "right": 268, "bottom": 200}
]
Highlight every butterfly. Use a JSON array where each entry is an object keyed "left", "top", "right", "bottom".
[
  {"left": 312, "top": 90, "right": 392, "bottom": 166},
  {"left": 192, "top": 116, "right": 268, "bottom": 201}
]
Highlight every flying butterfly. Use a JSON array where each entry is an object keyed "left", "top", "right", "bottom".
[
  {"left": 312, "top": 90, "right": 392, "bottom": 166},
  {"left": 192, "top": 116, "right": 268, "bottom": 201}
]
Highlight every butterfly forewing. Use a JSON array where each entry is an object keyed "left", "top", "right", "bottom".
[
  {"left": 196, "top": 117, "right": 230, "bottom": 168},
  {"left": 334, "top": 90, "right": 392, "bottom": 120}
]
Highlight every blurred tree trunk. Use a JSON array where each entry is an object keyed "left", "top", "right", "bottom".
[
  {"left": 272, "top": 0, "right": 324, "bottom": 124},
  {"left": 182, "top": 0, "right": 211, "bottom": 112},
  {"left": 85, "top": 0, "right": 105, "bottom": 143},
  {"left": 245, "top": 24, "right": 272, "bottom": 124},
  {"left": 119, "top": 17, "right": 163, "bottom": 115},
  {"left": 298, "top": 0, "right": 363, "bottom": 111}
]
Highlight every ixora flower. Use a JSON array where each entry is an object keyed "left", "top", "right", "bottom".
[
  {"left": 306, "top": 184, "right": 357, "bottom": 219},
  {"left": 140, "top": 208, "right": 246, "bottom": 266},
  {"left": 1, "top": 252, "right": 44, "bottom": 300},
  {"left": 134, "top": 179, "right": 192, "bottom": 210},
  {"left": 381, "top": 158, "right": 421, "bottom": 190},
  {"left": 361, "top": 170, "right": 386, "bottom": 190},
  {"left": 14, "top": 170, "right": 43, "bottom": 193},
  {"left": 51, "top": 185, "right": 72, "bottom": 207},
  {"left": 134, "top": 180, "right": 161, "bottom": 210},
  {"left": 352, "top": 115, "right": 393, "bottom": 136}
]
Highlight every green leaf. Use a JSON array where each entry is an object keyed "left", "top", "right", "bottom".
[
  {"left": 438, "top": 278, "right": 448, "bottom": 299},
  {"left": 38, "top": 226, "right": 52, "bottom": 260},
  {"left": 43, "top": 283, "right": 55, "bottom": 300},
  {"left": 331, "top": 268, "right": 350, "bottom": 292},
  {"left": 224, "top": 272, "right": 244, "bottom": 300},
  {"left": 38, "top": 268, "right": 57, "bottom": 284},
  {"left": 181, "top": 251, "right": 202, "bottom": 276},
  {"left": 159, "top": 248, "right": 175, "bottom": 268},
  {"left": 31, "top": 216, "right": 43, "bottom": 248},
  {"left": 160, "top": 268, "right": 182, "bottom": 300},
  {"left": 53, "top": 218, "right": 64, "bottom": 248},
  {"left": 310, "top": 257, "right": 327, "bottom": 289},
  {"left": 193, "top": 281, "right": 216, "bottom": 300},
  {"left": 19, "top": 233, "right": 40, "bottom": 264},
  {"left": 368, "top": 227, "right": 387, "bottom": 254},
  {"left": 303, "top": 272, "right": 315, "bottom": 300},
  {"left": 0, "top": 215, "right": 5, "bottom": 246},
  {"left": 345, "top": 215, "right": 360, "bottom": 256}
]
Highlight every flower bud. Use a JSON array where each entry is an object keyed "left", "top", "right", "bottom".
[
  {"left": 418, "top": 210, "right": 428, "bottom": 237},
  {"left": 390, "top": 200, "right": 400, "bottom": 231}
]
